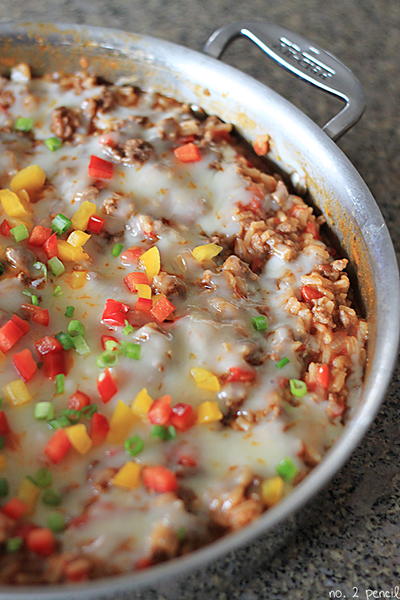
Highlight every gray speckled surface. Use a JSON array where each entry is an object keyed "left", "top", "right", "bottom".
[{"left": 1, "top": 1, "right": 399, "bottom": 598}]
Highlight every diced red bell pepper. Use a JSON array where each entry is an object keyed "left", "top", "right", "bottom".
[
  {"left": 305, "top": 221, "right": 320, "bottom": 240},
  {"left": 0, "top": 411, "right": 10, "bottom": 435},
  {"left": 86, "top": 214, "right": 105, "bottom": 234},
  {"left": 2, "top": 497, "right": 28, "bottom": 520},
  {"left": 170, "top": 403, "right": 196, "bottom": 432},
  {"left": 12, "top": 348, "right": 37, "bottom": 382},
  {"left": 88, "top": 155, "right": 114, "bottom": 180},
  {"left": 68, "top": 390, "right": 91, "bottom": 411},
  {"left": 42, "top": 351, "right": 66, "bottom": 380},
  {"left": 124, "top": 271, "right": 149, "bottom": 293},
  {"left": 142, "top": 466, "right": 178, "bottom": 493},
  {"left": 101, "top": 299, "right": 130, "bottom": 327},
  {"left": 97, "top": 368, "right": 117, "bottom": 403},
  {"left": 35, "top": 335, "right": 63, "bottom": 356},
  {"left": 315, "top": 364, "right": 330, "bottom": 389},
  {"left": 134, "top": 298, "right": 152, "bottom": 313},
  {"left": 45, "top": 429, "right": 71, "bottom": 464},
  {"left": 226, "top": 367, "right": 256, "bottom": 383},
  {"left": 26, "top": 528, "right": 56, "bottom": 556},
  {"left": 101, "top": 335, "right": 119, "bottom": 351},
  {"left": 21, "top": 303, "right": 50, "bottom": 326},
  {"left": 178, "top": 454, "right": 198, "bottom": 468},
  {"left": 301, "top": 285, "right": 323, "bottom": 301},
  {"left": 0, "top": 318, "right": 26, "bottom": 353},
  {"left": 90, "top": 413, "right": 110, "bottom": 445},
  {"left": 150, "top": 296, "right": 176, "bottom": 323},
  {"left": 28, "top": 225, "right": 52, "bottom": 247},
  {"left": 120, "top": 247, "right": 143, "bottom": 266},
  {"left": 174, "top": 142, "right": 201, "bottom": 163},
  {"left": 11, "top": 315, "right": 30, "bottom": 335},
  {"left": 148, "top": 395, "right": 172, "bottom": 426},
  {"left": 135, "top": 557, "right": 153, "bottom": 570},
  {"left": 43, "top": 233, "right": 58, "bottom": 259},
  {"left": 0, "top": 219, "right": 11, "bottom": 237},
  {"left": 63, "top": 558, "right": 90, "bottom": 582}
]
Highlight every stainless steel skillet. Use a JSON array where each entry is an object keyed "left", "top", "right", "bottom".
[{"left": 0, "top": 20, "right": 397, "bottom": 599}]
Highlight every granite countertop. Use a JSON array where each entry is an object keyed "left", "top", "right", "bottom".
[{"left": 0, "top": 1, "right": 399, "bottom": 598}]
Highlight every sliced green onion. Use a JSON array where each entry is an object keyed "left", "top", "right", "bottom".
[
  {"left": 15, "top": 117, "right": 33, "bottom": 132},
  {"left": 72, "top": 334, "right": 90, "bottom": 355},
  {"left": 0, "top": 478, "right": 9, "bottom": 497},
  {"left": 104, "top": 339, "right": 119, "bottom": 352},
  {"left": 79, "top": 404, "right": 98, "bottom": 418},
  {"left": 55, "top": 374, "right": 65, "bottom": 395},
  {"left": 112, "top": 243, "right": 123, "bottom": 257},
  {"left": 166, "top": 425, "right": 176, "bottom": 440},
  {"left": 34, "top": 401, "right": 54, "bottom": 421},
  {"left": 52, "top": 213, "right": 71, "bottom": 235},
  {"left": 53, "top": 285, "right": 63, "bottom": 297},
  {"left": 22, "top": 289, "right": 39, "bottom": 304},
  {"left": 6, "top": 537, "right": 23, "bottom": 552},
  {"left": 151, "top": 425, "right": 176, "bottom": 441},
  {"left": 48, "top": 257, "right": 65, "bottom": 277},
  {"left": 10, "top": 223, "right": 29, "bottom": 242},
  {"left": 124, "top": 435, "right": 144, "bottom": 457},
  {"left": 33, "top": 261, "right": 47, "bottom": 280},
  {"left": 30, "top": 467, "right": 52, "bottom": 489},
  {"left": 48, "top": 415, "right": 70, "bottom": 429},
  {"left": 45, "top": 136, "right": 63, "bottom": 152},
  {"left": 96, "top": 350, "right": 118, "bottom": 368},
  {"left": 276, "top": 357, "right": 290, "bottom": 369},
  {"left": 67, "top": 319, "right": 85, "bottom": 337},
  {"left": 120, "top": 341, "right": 141, "bottom": 360},
  {"left": 0, "top": 436, "right": 4, "bottom": 450},
  {"left": 0, "top": 262, "right": 5, "bottom": 276},
  {"left": 61, "top": 408, "right": 80, "bottom": 423},
  {"left": 251, "top": 315, "right": 268, "bottom": 332},
  {"left": 47, "top": 512, "right": 66, "bottom": 533},
  {"left": 55, "top": 332, "right": 74, "bottom": 351},
  {"left": 122, "top": 320, "right": 134, "bottom": 335},
  {"left": 276, "top": 457, "right": 298, "bottom": 482},
  {"left": 42, "top": 489, "right": 62, "bottom": 506},
  {"left": 65, "top": 305, "right": 75, "bottom": 318},
  {"left": 289, "top": 378, "right": 307, "bottom": 398},
  {"left": 176, "top": 526, "right": 186, "bottom": 541}
]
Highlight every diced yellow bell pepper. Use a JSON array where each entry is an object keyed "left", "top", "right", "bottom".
[
  {"left": 131, "top": 388, "right": 153, "bottom": 418},
  {"left": 66, "top": 270, "right": 88, "bottom": 290},
  {"left": 18, "top": 477, "right": 40, "bottom": 514},
  {"left": 192, "top": 243, "right": 223, "bottom": 262},
  {"left": 261, "top": 476, "right": 284, "bottom": 507},
  {"left": 3, "top": 379, "right": 32, "bottom": 406},
  {"left": 112, "top": 461, "right": 142, "bottom": 490},
  {"left": 16, "top": 188, "right": 31, "bottom": 206},
  {"left": 0, "top": 455, "right": 7, "bottom": 471},
  {"left": 66, "top": 423, "right": 93, "bottom": 454},
  {"left": 71, "top": 201, "right": 97, "bottom": 230},
  {"left": 0, "top": 189, "right": 29, "bottom": 218},
  {"left": 135, "top": 283, "right": 152, "bottom": 299},
  {"left": 67, "top": 230, "right": 91, "bottom": 248},
  {"left": 10, "top": 165, "right": 46, "bottom": 194},
  {"left": 197, "top": 401, "right": 223, "bottom": 424},
  {"left": 140, "top": 246, "right": 160, "bottom": 280},
  {"left": 107, "top": 400, "right": 137, "bottom": 444},
  {"left": 58, "top": 240, "right": 89, "bottom": 262},
  {"left": 190, "top": 367, "right": 220, "bottom": 392}
]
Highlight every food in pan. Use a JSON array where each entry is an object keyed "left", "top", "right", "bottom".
[{"left": 0, "top": 63, "right": 367, "bottom": 583}]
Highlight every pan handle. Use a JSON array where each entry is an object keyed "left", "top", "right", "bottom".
[{"left": 203, "top": 21, "right": 365, "bottom": 141}]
